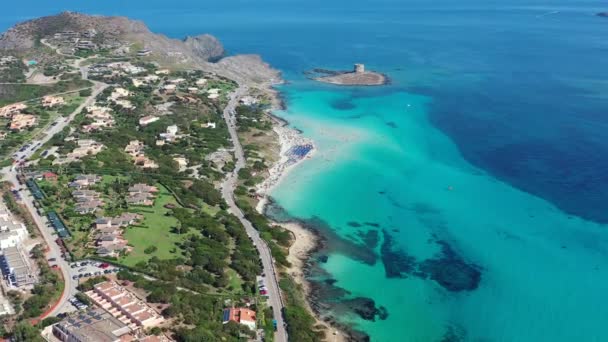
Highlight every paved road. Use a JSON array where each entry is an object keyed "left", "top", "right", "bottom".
[
  {"left": 220, "top": 86, "right": 288, "bottom": 342},
  {"left": 1, "top": 65, "right": 107, "bottom": 317}
]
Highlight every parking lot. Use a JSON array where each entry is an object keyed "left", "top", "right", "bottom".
[{"left": 67, "top": 260, "right": 121, "bottom": 281}]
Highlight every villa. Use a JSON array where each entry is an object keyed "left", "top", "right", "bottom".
[
  {"left": 0, "top": 103, "right": 26, "bottom": 118},
  {"left": 9, "top": 114, "right": 37, "bottom": 131},
  {"left": 41, "top": 96, "right": 65, "bottom": 108},
  {"left": 222, "top": 307, "right": 256, "bottom": 330}
]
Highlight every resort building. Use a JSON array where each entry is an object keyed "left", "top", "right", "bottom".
[
  {"left": 139, "top": 116, "right": 159, "bottom": 126},
  {"left": 72, "top": 190, "right": 104, "bottom": 214},
  {"left": 9, "top": 114, "right": 37, "bottom": 131},
  {"left": 0, "top": 246, "right": 37, "bottom": 288},
  {"left": 159, "top": 125, "right": 180, "bottom": 142},
  {"left": 86, "top": 281, "right": 165, "bottom": 328},
  {"left": 222, "top": 307, "right": 257, "bottom": 330},
  {"left": 94, "top": 213, "right": 141, "bottom": 257},
  {"left": 0, "top": 103, "right": 26, "bottom": 118},
  {"left": 173, "top": 156, "right": 188, "bottom": 171},
  {"left": 0, "top": 203, "right": 28, "bottom": 249},
  {"left": 55, "top": 139, "right": 105, "bottom": 165},
  {"left": 69, "top": 174, "right": 102, "bottom": 189},
  {"left": 207, "top": 88, "right": 220, "bottom": 99},
  {"left": 41, "top": 96, "right": 65, "bottom": 108},
  {"left": 85, "top": 107, "right": 115, "bottom": 129},
  {"left": 161, "top": 84, "right": 176, "bottom": 93},
  {"left": 50, "top": 307, "right": 133, "bottom": 342},
  {"left": 110, "top": 87, "right": 131, "bottom": 100},
  {"left": 127, "top": 184, "right": 158, "bottom": 206},
  {"left": 125, "top": 141, "right": 159, "bottom": 169}
]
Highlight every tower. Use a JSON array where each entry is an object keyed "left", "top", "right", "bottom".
[{"left": 354, "top": 63, "right": 365, "bottom": 73}]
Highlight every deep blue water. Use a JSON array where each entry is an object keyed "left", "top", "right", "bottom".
[{"left": 4, "top": 1, "right": 608, "bottom": 340}]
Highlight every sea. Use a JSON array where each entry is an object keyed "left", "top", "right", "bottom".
[{"left": 4, "top": 1, "right": 608, "bottom": 341}]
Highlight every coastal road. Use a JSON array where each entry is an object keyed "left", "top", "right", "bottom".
[
  {"left": 1, "top": 70, "right": 108, "bottom": 317},
  {"left": 220, "top": 86, "right": 288, "bottom": 342}
]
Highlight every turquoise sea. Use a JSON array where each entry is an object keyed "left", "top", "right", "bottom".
[{"left": 4, "top": 1, "right": 608, "bottom": 340}]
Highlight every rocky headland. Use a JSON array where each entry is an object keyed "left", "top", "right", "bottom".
[{"left": 0, "top": 11, "right": 281, "bottom": 88}]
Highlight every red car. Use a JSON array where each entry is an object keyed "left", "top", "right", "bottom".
[{"left": 99, "top": 263, "right": 110, "bottom": 269}]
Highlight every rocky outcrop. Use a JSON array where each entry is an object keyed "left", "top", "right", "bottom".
[
  {"left": 0, "top": 11, "right": 149, "bottom": 50},
  {"left": 0, "top": 12, "right": 281, "bottom": 87},
  {"left": 183, "top": 34, "right": 225, "bottom": 62}
]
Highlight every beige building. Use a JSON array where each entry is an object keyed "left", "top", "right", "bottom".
[
  {"left": 9, "top": 114, "right": 37, "bottom": 130},
  {"left": 0, "top": 103, "right": 26, "bottom": 118},
  {"left": 41, "top": 96, "right": 65, "bottom": 108},
  {"left": 86, "top": 281, "right": 165, "bottom": 328}
]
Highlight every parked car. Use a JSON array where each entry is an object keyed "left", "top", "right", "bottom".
[
  {"left": 72, "top": 275, "right": 78, "bottom": 280},
  {"left": 48, "top": 258, "right": 57, "bottom": 262},
  {"left": 99, "top": 263, "right": 110, "bottom": 269}
]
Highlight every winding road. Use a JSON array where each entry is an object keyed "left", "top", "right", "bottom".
[{"left": 220, "top": 86, "right": 288, "bottom": 342}]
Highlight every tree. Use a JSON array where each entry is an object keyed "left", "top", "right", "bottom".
[{"left": 12, "top": 322, "right": 43, "bottom": 342}]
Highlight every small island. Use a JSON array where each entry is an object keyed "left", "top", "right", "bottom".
[{"left": 306, "top": 64, "right": 388, "bottom": 86}]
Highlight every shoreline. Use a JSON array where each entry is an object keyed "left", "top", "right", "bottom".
[
  {"left": 255, "top": 122, "right": 314, "bottom": 212},
  {"left": 254, "top": 98, "right": 349, "bottom": 341}
]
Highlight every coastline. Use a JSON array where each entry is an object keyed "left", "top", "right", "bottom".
[
  {"left": 253, "top": 100, "right": 349, "bottom": 341},
  {"left": 255, "top": 123, "right": 314, "bottom": 212}
]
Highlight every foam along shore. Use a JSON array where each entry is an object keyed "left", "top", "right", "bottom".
[{"left": 255, "top": 124, "right": 315, "bottom": 212}]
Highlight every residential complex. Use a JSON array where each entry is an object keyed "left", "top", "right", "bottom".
[
  {"left": 86, "top": 281, "right": 165, "bottom": 328},
  {"left": 0, "top": 245, "right": 37, "bottom": 287}
]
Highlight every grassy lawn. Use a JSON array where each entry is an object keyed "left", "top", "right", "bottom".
[
  {"left": 226, "top": 268, "right": 243, "bottom": 293},
  {"left": 119, "top": 185, "right": 198, "bottom": 266}
]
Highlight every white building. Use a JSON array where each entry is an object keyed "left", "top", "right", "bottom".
[{"left": 0, "top": 203, "right": 28, "bottom": 250}]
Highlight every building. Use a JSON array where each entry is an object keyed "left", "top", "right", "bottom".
[
  {"left": 222, "top": 307, "right": 256, "bottom": 330},
  {"left": 42, "top": 172, "right": 58, "bottom": 182},
  {"left": 137, "top": 49, "right": 152, "bottom": 57},
  {"left": 9, "top": 114, "right": 37, "bottom": 131},
  {"left": 139, "top": 116, "right": 159, "bottom": 126},
  {"left": 0, "top": 203, "right": 28, "bottom": 249},
  {"left": 0, "top": 103, "right": 26, "bottom": 118},
  {"left": 0, "top": 246, "right": 37, "bottom": 287},
  {"left": 51, "top": 307, "right": 132, "bottom": 342},
  {"left": 41, "top": 96, "right": 65, "bottom": 108},
  {"left": 86, "top": 281, "right": 165, "bottom": 328},
  {"left": 354, "top": 63, "right": 365, "bottom": 73},
  {"left": 110, "top": 87, "right": 131, "bottom": 100},
  {"left": 159, "top": 125, "right": 180, "bottom": 142},
  {"left": 127, "top": 184, "right": 158, "bottom": 206},
  {"left": 207, "top": 88, "right": 220, "bottom": 99},
  {"left": 203, "top": 122, "right": 216, "bottom": 129},
  {"left": 69, "top": 174, "right": 102, "bottom": 189}
]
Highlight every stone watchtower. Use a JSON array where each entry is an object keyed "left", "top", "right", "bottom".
[{"left": 354, "top": 63, "right": 365, "bottom": 73}]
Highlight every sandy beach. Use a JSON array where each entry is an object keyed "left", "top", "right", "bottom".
[{"left": 255, "top": 123, "right": 314, "bottom": 212}]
